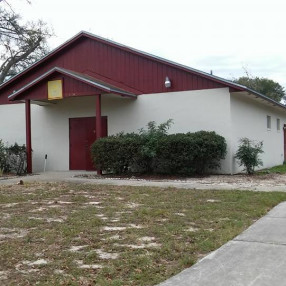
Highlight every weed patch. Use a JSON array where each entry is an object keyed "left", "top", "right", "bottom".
[{"left": 0, "top": 183, "right": 286, "bottom": 285}]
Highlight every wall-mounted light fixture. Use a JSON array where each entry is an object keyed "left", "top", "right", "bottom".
[{"left": 165, "top": 76, "right": 171, "bottom": 88}]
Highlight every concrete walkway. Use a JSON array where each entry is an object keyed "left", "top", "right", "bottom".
[{"left": 158, "top": 201, "right": 286, "bottom": 286}]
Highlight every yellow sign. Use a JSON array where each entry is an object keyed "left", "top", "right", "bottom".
[{"left": 48, "top": 80, "right": 63, "bottom": 100}]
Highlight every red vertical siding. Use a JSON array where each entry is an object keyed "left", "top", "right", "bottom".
[{"left": 0, "top": 35, "right": 228, "bottom": 104}]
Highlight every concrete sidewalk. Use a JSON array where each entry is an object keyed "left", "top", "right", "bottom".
[{"left": 158, "top": 201, "right": 286, "bottom": 286}]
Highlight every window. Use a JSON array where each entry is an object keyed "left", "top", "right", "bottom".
[
  {"left": 277, "top": 118, "right": 281, "bottom": 131},
  {"left": 267, "top": 115, "right": 271, "bottom": 130}
]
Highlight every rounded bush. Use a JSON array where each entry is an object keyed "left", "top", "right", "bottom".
[{"left": 91, "top": 128, "right": 227, "bottom": 175}]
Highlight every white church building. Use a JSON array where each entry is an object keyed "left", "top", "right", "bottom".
[{"left": 0, "top": 31, "right": 285, "bottom": 174}]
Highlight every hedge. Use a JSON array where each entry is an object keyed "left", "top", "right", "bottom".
[{"left": 91, "top": 129, "right": 227, "bottom": 175}]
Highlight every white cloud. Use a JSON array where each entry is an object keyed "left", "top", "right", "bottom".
[{"left": 6, "top": 0, "right": 286, "bottom": 89}]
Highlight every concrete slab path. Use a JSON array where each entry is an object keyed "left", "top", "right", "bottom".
[{"left": 158, "top": 201, "right": 286, "bottom": 286}]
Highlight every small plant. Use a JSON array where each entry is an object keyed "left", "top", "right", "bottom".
[
  {"left": 138, "top": 119, "right": 173, "bottom": 173},
  {"left": 0, "top": 141, "right": 27, "bottom": 175},
  {"left": 0, "top": 139, "right": 7, "bottom": 172},
  {"left": 235, "top": 138, "right": 264, "bottom": 174}
]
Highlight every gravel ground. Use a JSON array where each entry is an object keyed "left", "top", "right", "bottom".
[{"left": 1, "top": 171, "right": 286, "bottom": 192}]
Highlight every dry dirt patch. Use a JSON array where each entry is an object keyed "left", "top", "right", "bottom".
[
  {"left": 0, "top": 181, "right": 286, "bottom": 285},
  {"left": 76, "top": 172, "right": 286, "bottom": 191}
]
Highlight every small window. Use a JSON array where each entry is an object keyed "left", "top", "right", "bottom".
[
  {"left": 277, "top": 118, "right": 281, "bottom": 131},
  {"left": 267, "top": 115, "right": 271, "bottom": 130}
]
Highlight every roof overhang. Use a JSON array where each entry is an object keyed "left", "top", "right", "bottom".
[
  {"left": 8, "top": 67, "right": 136, "bottom": 101},
  {"left": 230, "top": 87, "right": 286, "bottom": 111}
]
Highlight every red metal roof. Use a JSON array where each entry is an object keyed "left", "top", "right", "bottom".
[
  {"left": 0, "top": 31, "right": 244, "bottom": 92},
  {"left": 2, "top": 31, "right": 284, "bottom": 110}
]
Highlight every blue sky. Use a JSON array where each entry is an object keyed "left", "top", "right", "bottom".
[{"left": 6, "top": 0, "right": 286, "bottom": 89}]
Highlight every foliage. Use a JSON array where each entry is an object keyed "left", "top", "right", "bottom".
[
  {"left": 137, "top": 119, "right": 174, "bottom": 173},
  {"left": 233, "top": 76, "right": 285, "bottom": 103},
  {"left": 138, "top": 119, "right": 173, "bottom": 136},
  {"left": 0, "top": 139, "right": 5, "bottom": 173},
  {"left": 0, "top": 141, "right": 26, "bottom": 175},
  {"left": 91, "top": 120, "right": 227, "bottom": 175},
  {"left": 257, "top": 163, "right": 286, "bottom": 175},
  {"left": 153, "top": 131, "right": 227, "bottom": 175},
  {"left": 0, "top": 3, "right": 52, "bottom": 83},
  {"left": 91, "top": 133, "right": 142, "bottom": 174},
  {"left": 235, "top": 138, "right": 264, "bottom": 174}
]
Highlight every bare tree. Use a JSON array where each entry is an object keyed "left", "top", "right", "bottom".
[{"left": 0, "top": 2, "right": 52, "bottom": 83}]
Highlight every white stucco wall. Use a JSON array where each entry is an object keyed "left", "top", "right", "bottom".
[
  {"left": 30, "top": 97, "right": 100, "bottom": 172},
  {"left": 2, "top": 88, "right": 286, "bottom": 174},
  {"left": 10, "top": 87, "right": 286, "bottom": 174},
  {"left": 102, "top": 88, "right": 233, "bottom": 173},
  {"left": 230, "top": 92, "right": 286, "bottom": 173},
  {"left": 0, "top": 103, "right": 26, "bottom": 145},
  {"left": 26, "top": 88, "right": 232, "bottom": 172}
]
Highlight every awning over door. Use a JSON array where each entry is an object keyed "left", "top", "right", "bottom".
[
  {"left": 8, "top": 67, "right": 136, "bottom": 102},
  {"left": 9, "top": 67, "right": 136, "bottom": 173}
]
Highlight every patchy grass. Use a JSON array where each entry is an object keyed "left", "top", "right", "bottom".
[
  {"left": 257, "top": 164, "right": 286, "bottom": 175},
  {"left": 0, "top": 182, "right": 286, "bottom": 285}
]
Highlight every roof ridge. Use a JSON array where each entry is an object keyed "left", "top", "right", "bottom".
[
  {"left": 0, "top": 30, "right": 244, "bottom": 92},
  {"left": 1, "top": 30, "right": 285, "bottom": 109}
]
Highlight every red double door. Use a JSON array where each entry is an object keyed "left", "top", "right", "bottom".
[{"left": 69, "top": 116, "right": 107, "bottom": 170}]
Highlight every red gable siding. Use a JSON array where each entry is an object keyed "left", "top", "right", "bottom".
[
  {"left": 15, "top": 72, "right": 104, "bottom": 101},
  {"left": 0, "top": 35, "right": 226, "bottom": 104}
]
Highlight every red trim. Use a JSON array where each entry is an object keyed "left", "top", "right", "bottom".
[
  {"left": 96, "top": 94, "right": 102, "bottom": 175},
  {"left": 96, "top": 94, "right": 102, "bottom": 139},
  {"left": 25, "top": 100, "right": 32, "bottom": 173}
]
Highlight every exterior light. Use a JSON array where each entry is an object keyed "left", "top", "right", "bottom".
[{"left": 165, "top": 76, "right": 171, "bottom": 88}]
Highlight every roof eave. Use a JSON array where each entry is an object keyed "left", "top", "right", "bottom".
[
  {"left": 248, "top": 88, "right": 286, "bottom": 109},
  {"left": 8, "top": 67, "right": 136, "bottom": 101},
  {"left": 232, "top": 86, "right": 286, "bottom": 110}
]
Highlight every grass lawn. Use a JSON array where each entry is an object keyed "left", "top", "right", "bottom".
[
  {"left": 257, "top": 163, "right": 286, "bottom": 175},
  {"left": 1, "top": 182, "right": 286, "bottom": 285}
]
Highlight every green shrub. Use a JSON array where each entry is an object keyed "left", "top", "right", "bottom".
[
  {"left": 154, "top": 131, "right": 227, "bottom": 174},
  {"left": 6, "top": 143, "right": 27, "bottom": 175},
  {"left": 135, "top": 119, "right": 173, "bottom": 173},
  {"left": 0, "top": 141, "right": 27, "bottom": 175},
  {"left": 91, "top": 133, "right": 142, "bottom": 174},
  {"left": 235, "top": 138, "right": 263, "bottom": 174},
  {"left": 91, "top": 121, "right": 227, "bottom": 175},
  {"left": 0, "top": 140, "right": 6, "bottom": 173}
]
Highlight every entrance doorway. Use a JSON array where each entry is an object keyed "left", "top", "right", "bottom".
[{"left": 69, "top": 116, "right": 107, "bottom": 170}]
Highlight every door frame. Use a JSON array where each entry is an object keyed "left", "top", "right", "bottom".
[{"left": 69, "top": 116, "right": 108, "bottom": 170}]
